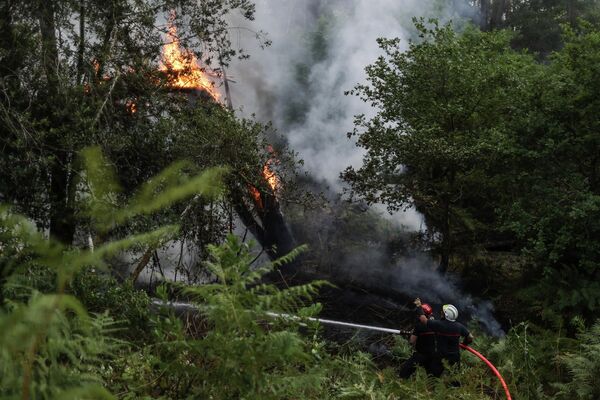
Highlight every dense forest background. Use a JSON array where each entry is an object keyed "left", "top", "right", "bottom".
[{"left": 2, "top": 0, "right": 600, "bottom": 399}]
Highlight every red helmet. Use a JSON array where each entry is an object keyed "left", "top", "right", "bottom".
[{"left": 421, "top": 303, "right": 433, "bottom": 316}]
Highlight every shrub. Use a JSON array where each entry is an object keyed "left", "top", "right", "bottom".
[{"left": 70, "top": 269, "right": 150, "bottom": 340}]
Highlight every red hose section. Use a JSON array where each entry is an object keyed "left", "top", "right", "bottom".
[{"left": 460, "top": 344, "right": 512, "bottom": 400}]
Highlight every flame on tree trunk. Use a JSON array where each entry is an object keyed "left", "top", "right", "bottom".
[
  {"left": 233, "top": 154, "right": 298, "bottom": 280},
  {"left": 233, "top": 185, "right": 298, "bottom": 279}
]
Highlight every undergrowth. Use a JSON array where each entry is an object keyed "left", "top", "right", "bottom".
[{"left": 1, "top": 147, "right": 598, "bottom": 399}]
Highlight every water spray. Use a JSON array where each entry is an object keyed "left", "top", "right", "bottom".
[{"left": 268, "top": 312, "right": 512, "bottom": 400}]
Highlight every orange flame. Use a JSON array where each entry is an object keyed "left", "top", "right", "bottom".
[
  {"left": 125, "top": 99, "right": 137, "bottom": 114},
  {"left": 248, "top": 185, "right": 263, "bottom": 209},
  {"left": 248, "top": 146, "right": 281, "bottom": 209},
  {"left": 159, "top": 17, "right": 220, "bottom": 100},
  {"left": 263, "top": 145, "right": 281, "bottom": 193},
  {"left": 263, "top": 161, "right": 280, "bottom": 193}
]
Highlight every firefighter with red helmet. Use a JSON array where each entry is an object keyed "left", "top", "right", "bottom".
[{"left": 399, "top": 302, "right": 437, "bottom": 378}]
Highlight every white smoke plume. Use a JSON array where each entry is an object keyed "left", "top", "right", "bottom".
[
  {"left": 228, "top": 0, "right": 472, "bottom": 230},
  {"left": 226, "top": 1, "right": 505, "bottom": 336}
]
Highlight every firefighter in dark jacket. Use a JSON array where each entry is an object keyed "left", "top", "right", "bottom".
[
  {"left": 414, "top": 298, "right": 474, "bottom": 375},
  {"left": 399, "top": 303, "right": 437, "bottom": 378}
]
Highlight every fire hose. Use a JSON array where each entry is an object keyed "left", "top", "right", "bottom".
[
  {"left": 267, "top": 312, "right": 512, "bottom": 400},
  {"left": 459, "top": 343, "right": 512, "bottom": 400}
]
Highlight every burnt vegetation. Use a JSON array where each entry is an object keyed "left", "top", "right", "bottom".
[{"left": 2, "top": 0, "right": 600, "bottom": 399}]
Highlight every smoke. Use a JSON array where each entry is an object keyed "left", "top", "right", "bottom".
[
  {"left": 227, "top": 1, "right": 505, "bottom": 336},
  {"left": 228, "top": 0, "right": 473, "bottom": 230},
  {"left": 325, "top": 241, "right": 505, "bottom": 336},
  {"left": 386, "top": 259, "right": 505, "bottom": 337}
]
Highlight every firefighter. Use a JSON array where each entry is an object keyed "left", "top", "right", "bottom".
[
  {"left": 399, "top": 302, "right": 437, "bottom": 378},
  {"left": 414, "top": 298, "right": 474, "bottom": 375}
]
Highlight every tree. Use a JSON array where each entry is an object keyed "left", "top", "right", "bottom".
[
  {"left": 0, "top": 0, "right": 276, "bottom": 253},
  {"left": 504, "top": 23, "right": 600, "bottom": 318},
  {"left": 345, "top": 17, "right": 600, "bottom": 319},
  {"left": 344, "top": 20, "right": 540, "bottom": 273},
  {"left": 481, "top": 0, "right": 600, "bottom": 55}
]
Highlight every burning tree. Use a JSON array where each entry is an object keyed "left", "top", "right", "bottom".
[
  {"left": 153, "top": 15, "right": 298, "bottom": 272},
  {"left": 0, "top": 1, "right": 280, "bottom": 266},
  {"left": 240, "top": 147, "right": 297, "bottom": 267}
]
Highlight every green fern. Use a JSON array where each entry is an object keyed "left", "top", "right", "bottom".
[
  {"left": 554, "top": 321, "right": 600, "bottom": 399},
  {"left": 139, "top": 234, "right": 330, "bottom": 399},
  {"left": 0, "top": 146, "right": 224, "bottom": 398}
]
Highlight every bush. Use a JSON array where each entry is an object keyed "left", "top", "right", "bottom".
[
  {"left": 0, "top": 147, "right": 224, "bottom": 398},
  {"left": 70, "top": 269, "right": 150, "bottom": 340}
]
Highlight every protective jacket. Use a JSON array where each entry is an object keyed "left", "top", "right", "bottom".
[
  {"left": 413, "top": 322, "right": 436, "bottom": 355},
  {"left": 426, "top": 319, "right": 470, "bottom": 364}
]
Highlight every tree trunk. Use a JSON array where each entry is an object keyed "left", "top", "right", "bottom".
[
  {"left": 0, "top": 1, "right": 17, "bottom": 78},
  {"left": 438, "top": 201, "right": 451, "bottom": 275},
  {"left": 231, "top": 186, "right": 299, "bottom": 281},
  {"left": 0, "top": 3, "right": 15, "bottom": 305},
  {"left": 490, "top": 0, "right": 507, "bottom": 29},
  {"left": 76, "top": 0, "right": 86, "bottom": 83},
  {"left": 480, "top": 0, "right": 491, "bottom": 30},
  {"left": 96, "top": 3, "right": 117, "bottom": 79},
  {"left": 38, "top": 0, "right": 59, "bottom": 96},
  {"left": 130, "top": 247, "right": 154, "bottom": 283},
  {"left": 38, "top": 0, "right": 76, "bottom": 244},
  {"left": 567, "top": 0, "right": 576, "bottom": 27},
  {"left": 48, "top": 159, "right": 76, "bottom": 244}
]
